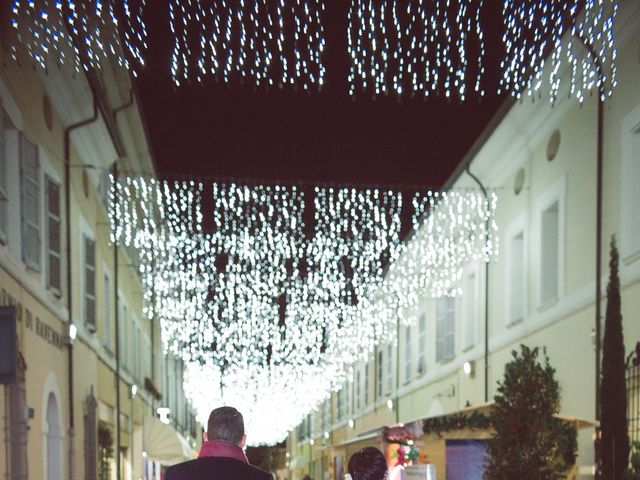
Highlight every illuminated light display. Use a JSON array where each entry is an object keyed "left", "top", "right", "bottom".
[
  {"left": 500, "top": 0, "right": 619, "bottom": 103},
  {"left": 108, "top": 176, "right": 498, "bottom": 444},
  {"left": 8, "top": 1, "right": 619, "bottom": 101},
  {"left": 347, "top": 0, "right": 486, "bottom": 99},
  {"left": 9, "top": 0, "right": 147, "bottom": 74},
  {"left": 168, "top": 0, "right": 326, "bottom": 88}
]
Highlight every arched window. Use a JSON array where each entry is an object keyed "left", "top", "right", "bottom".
[{"left": 46, "top": 393, "right": 62, "bottom": 480}]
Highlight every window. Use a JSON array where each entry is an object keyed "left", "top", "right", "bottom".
[
  {"left": 404, "top": 325, "right": 412, "bottom": 382},
  {"left": 436, "top": 296, "right": 455, "bottom": 362},
  {"left": 84, "top": 236, "right": 97, "bottom": 332},
  {"left": 134, "top": 325, "right": 142, "bottom": 381},
  {"left": 133, "top": 324, "right": 140, "bottom": 381},
  {"left": 364, "top": 362, "right": 370, "bottom": 406},
  {"left": 376, "top": 349, "right": 383, "bottom": 399},
  {"left": 463, "top": 271, "right": 477, "bottom": 350},
  {"left": 119, "top": 301, "right": 128, "bottom": 370},
  {"left": 0, "top": 106, "right": 7, "bottom": 243},
  {"left": 46, "top": 177, "right": 62, "bottom": 296},
  {"left": 103, "top": 275, "right": 111, "bottom": 349},
  {"left": 20, "top": 134, "right": 40, "bottom": 270},
  {"left": 508, "top": 231, "right": 526, "bottom": 324},
  {"left": 386, "top": 344, "right": 393, "bottom": 393},
  {"left": 143, "top": 335, "right": 151, "bottom": 380},
  {"left": 540, "top": 200, "right": 560, "bottom": 304},
  {"left": 337, "top": 387, "right": 345, "bottom": 420},
  {"left": 620, "top": 105, "right": 640, "bottom": 259},
  {"left": 355, "top": 370, "right": 361, "bottom": 410},
  {"left": 417, "top": 313, "right": 427, "bottom": 375}
]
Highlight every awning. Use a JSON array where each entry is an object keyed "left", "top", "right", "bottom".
[
  {"left": 143, "top": 416, "right": 197, "bottom": 464},
  {"left": 334, "top": 427, "right": 383, "bottom": 447},
  {"left": 401, "top": 402, "right": 596, "bottom": 431}
]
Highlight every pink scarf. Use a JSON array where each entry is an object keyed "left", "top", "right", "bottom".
[{"left": 198, "top": 440, "right": 248, "bottom": 464}]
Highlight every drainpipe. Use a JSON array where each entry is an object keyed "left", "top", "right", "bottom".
[
  {"left": 464, "top": 167, "right": 490, "bottom": 403},
  {"left": 575, "top": 35, "right": 605, "bottom": 480},
  {"left": 113, "top": 162, "right": 122, "bottom": 480},
  {"left": 64, "top": 90, "right": 99, "bottom": 480},
  {"left": 111, "top": 91, "right": 132, "bottom": 480}
]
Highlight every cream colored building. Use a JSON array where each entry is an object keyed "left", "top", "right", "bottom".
[
  {"left": 0, "top": 30, "right": 199, "bottom": 480},
  {"left": 288, "top": 2, "right": 640, "bottom": 479}
]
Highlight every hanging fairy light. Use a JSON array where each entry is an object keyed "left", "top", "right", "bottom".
[
  {"left": 500, "top": 0, "right": 618, "bottom": 103},
  {"left": 168, "top": 0, "right": 326, "bottom": 88},
  {"left": 108, "top": 175, "right": 498, "bottom": 445},
  {"left": 347, "top": 0, "right": 485, "bottom": 99},
  {"left": 9, "top": 0, "right": 147, "bottom": 74}
]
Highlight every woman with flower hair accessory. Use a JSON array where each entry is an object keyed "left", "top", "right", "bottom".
[{"left": 346, "top": 447, "right": 388, "bottom": 480}]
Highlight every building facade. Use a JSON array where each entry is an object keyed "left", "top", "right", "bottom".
[
  {"left": 288, "top": 2, "right": 640, "bottom": 479},
  {"left": 0, "top": 30, "right": 199, "bottom": 480}
]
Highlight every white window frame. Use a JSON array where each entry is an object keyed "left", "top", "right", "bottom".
[
  {"left": 505, "top": 215, "right": 528, "bottom": 326},
  {"left": 83, "top": 234, "right": 97, "bottom": 333},
  {"left": 364, "top": 361, "right": 370, "bottom": 406},
  {"left": 404, "top": 324, "right": 412, "bottom": 383},
  {"left": 20, "top": 134, "right": 41, "bottom": 271},
  {"left": 462, "top": 265, "right": 479, "bottom": 351},
  {"left": 385, "top": 343, "right": 393, "bottom": 394},
  {"left": 45, "top": 176, "right": 62, "bottom": 297},
  {"left": 133, "top": 321, "right": 141, "bottom": 381},
  {"left": 535, "top": 177, "right": 566, "bottom": 309},
  {"left": 620, "top": 104, "right": 640, "bottom": 261},
  {"left": 376, "top": 349, "right": 383, "bottom": 399},
  {"left": 436, "top": 296, "right": 456, "bottom": 363},
  {"left": 355, "top": 369, "right": 361, "bottom": 411},
  {"left": 417, "top": 312, "right": 427, "bottom": 376}
]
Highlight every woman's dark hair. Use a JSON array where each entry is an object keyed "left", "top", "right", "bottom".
[{"left": 348, "top": 447, "right": 387, "bottom": 480}]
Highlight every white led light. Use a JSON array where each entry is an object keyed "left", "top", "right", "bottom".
[
  {"left": 386, "top": 399, "right": 393, "bottom": 410},
  {"left": 10, "top": 0, "right": 147, "bottom": 74},
  {"left": 108, "top": 176, "right": 498, "bottom": 444},
  {"left": 69, "top": 324, "right": 77, "bottom": 341},
  {"left": 499, "top": 0, "right": 619, "bottom": 103},
  {"left": 347, "top": 0, "right": 485, "bottom": 99},
  {"left": 168, "top": 0, "right": 325, "bottom": 89}
]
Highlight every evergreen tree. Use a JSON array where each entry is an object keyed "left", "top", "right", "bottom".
[
  {"left": 628, "top": 442, "right": 640, "bottom": 480},
  {"left": 484, "top": 345, "right": 577, "bottom": 480},
  {"left": 600, "top": 236, "right": 630, "bottom": 479}
]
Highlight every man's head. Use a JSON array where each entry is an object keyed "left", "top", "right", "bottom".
[{"left": 206, "top": 406, "right": 246, "bottom": 447}]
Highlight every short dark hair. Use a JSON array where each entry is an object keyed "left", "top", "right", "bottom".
[
  {"left": 348, "top": 447, "right": 387, "bottom": 480},
  {"left": 207, "top": 406, "right": 245, "bottom": 445}
]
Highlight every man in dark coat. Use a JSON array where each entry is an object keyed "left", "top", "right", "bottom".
[{"left": 165, "top": 406, "right": 273, "bottom": 480}]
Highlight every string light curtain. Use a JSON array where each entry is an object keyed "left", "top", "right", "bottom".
[
  {"left": 9, "top": 0, "right": 147, "bottom": 74},
  {"left": 109, "top": 176, "right": 498, "bottom": 444},
  {"left": 499, "top": 0, "right": 619, "bottom": 103},
  {"left": 347, "top": 0, "right": 486, "bottom": 99},
  {"left": 168, "top": 0, "right": 326, "bottom": 88},
  {"left": 8, "top": 1, "right": 620, "bottom": 101}
]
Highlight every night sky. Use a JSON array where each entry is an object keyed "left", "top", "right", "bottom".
[{"left": 137, "top": 2, "right": 507, "bottom": 190}]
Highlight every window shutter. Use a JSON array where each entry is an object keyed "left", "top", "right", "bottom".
[
  {"left": 103, "top": 276, "right": 111, "bottom": 349},
  {"left": 46, "top": 178, "right": 62, "bottom": 295},
  {"left": 0, "top": 107, "right": 7, "bottom": 243},
  {"left": 436, "top": 297, "right": 455, "bottom": 362},
  {"left": 417, "top": 314, "right": 426, "bottom": 374},
  {"left": 20, "top": 135, "right": 41, "bottom": 271},
  {"left": 84, "top": 236, "right": 97, "bottom": 332}
]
